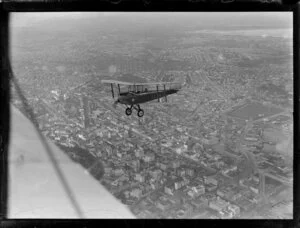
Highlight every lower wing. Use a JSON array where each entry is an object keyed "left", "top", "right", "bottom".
[{"left": 8, "top": 105, "right": 135, "bottom": 218}]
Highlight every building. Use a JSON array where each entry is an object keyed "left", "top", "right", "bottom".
[
  {"left": 239, "top": 179, "right": 248, "bottom": 188},
  {"left": 190, "top": 197, "right": 209, "bottom": 209},
  {"left": 209, "top": 197, "right": 230, "bottom": 212},
  {"left": 236, "top": 198, "right": 253, "bottom": 212},
  {"left": 219, "top": 208, "right": 234, "bottom": 219},
  {"left": 250, "top": 186, "right": 259, "bottom": 194},
  {"left": 114, "top": 168, "right": 124, "bottom": 176},
  {"left": 185, "top": 167, "right": 195, "bottom": 177},
  {"left": 143, "top": 152, "right": 155, "bottom": 162},
  {"left": 193, "top": 143, "right": 203, "bottom": 154},
  {"left": 130, "top": 188, "right": 142, "bottom": 199},
  {"left": 187, "top": 184, "right": 205, "bottom": 198},
  {"left": 116, "top": 151, "right": 123, "bottom": 158},
  {"left": 216, "top": 188, "right": 227, "bottom": 198},
  {"left": 176, "top": 168, "right": 186, "bottom": 177},
  {"left": 240, "top": 176, "right": 261, "bottom": 196},
  {"left": 164, "top": 182, "right": 175, "bottom": 196},
  {"left": 245, "top": 136, "right": 259, "bottom": 143},
  {"left": 135, "top": 173, "right": 145, "bottom": 183},
  {"left": 150, "top": 169, "right": 162, "bottom": 179},
  {"left": 206, "top": 183, "right": 217, "bottom": 192},
  {"left": 157, "top": 162, "right": 168, "bottom": 171},
  {"left": 135, "top": 148, "right": 144, "bottom": 158},
  {"left": 202, "top": 136, "right": 219, "bottom": 145},
  {"left": 172, "top": 160, "right": 181, "bottom": 169},
  {"left": 231, "top": 193, "right": 242, "bottom": 201},
  {"left": 204, "top": 176, "right": 218, "bottom": 186},
  {"left": 156, "top": 199, "right": 172, "bottom": 211},
  {"left": 174, "top": 177, "right": 189, "bottom": 190},
  {"left": 132, "top": 160, "right": 140, "bottom": 171},
  {"left": 175, "top": 144, "right": 188, "bottom": 154},
  {"left": 228, "top": 204, "right": 241, "bottom": 216},
  {"left": 214, "top": 161, "right": 225, "bottom": 169},
  {"left": 104, "top": 167, "right": 112, "bottom": 174},
  {"left": 150, "top": 181, "right": 159, "bottom": 190}
]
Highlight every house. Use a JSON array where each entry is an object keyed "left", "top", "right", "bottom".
[
  {"left": 174, "top": 177, "right": 188, "bottom": 190},
  {"left": 116, "top": 151, "right": 123, "bottom": 158},
  {"left": 135, "top": 173, "right": 145, "bottom": 183},
  {"left": 216, "top": 188, "right": 227, "bottom": 198},
  {"left": 164, "top": 181, "right": 175, "bottom": 196},
  {"left": 206, "top": 183, "right": 218, "bottom": 192},
  {"left": 150, "top": 181, "right": 159, "bottom": 190},
  {"left": 130, "top": 188, "right": 142, "bottom": 199},
  {"left": 131, "top": 160, "right": 140, "bottom": 171},
  {"left": 174, "top": 178, "right": 184, "bottom": 190},
  {"left": 209, "top": 198, "right": 230, "bottom": 212},
  {"left": 204, "top": 176, "right": 218, "bottom": 185},
  {"left": 143, "top": 152, "right": 155, "bottom": 162},
  {"left": 190, "top": 196, "right": 209, "bottom": 209},
  {"left": 219, "top": 208, "right": 234, "bottom": 219},
  {"left": 156, "top": 199, "right": 172, "bottom": 211},
  {"left": 176, "top": 168, "right": 186, "bottom": 177},
  {"left": 175, "top": 144, "right": 188, "bottom": 154},
  {"left": 157, "top": 162, "right": 168, "bottom": 171},
  {"left": 231, "top": 193, "right": 242, "bottom": 201},
  {"left": 172, "top": 160, "right": 181, "bottom": 169},
  {"left": 104, "top": 167, "right": 112, "bottom": 174},
  {"left": 186, "top": 167, "right": 195, "bottom": 177},
  {"left": 150, "top": 169, "right": 162, "bottom": 179},
  {"left": 228, "top": 204, "right": 240, "bottom": 216},
  {"left": 249, "top": 186, "right": 259, "bottom": 194},
  {"left": 195, "top": 184, "right": 205, "bottom": 195},
  {"left": 239, "top": 179, "right": 248, "bottom": 188},
  {"left": 135, "top": 148, "right": 144, "bottom": 158},
  {"left": 114, "top": 168, "right": 124, "bottom": 176}
]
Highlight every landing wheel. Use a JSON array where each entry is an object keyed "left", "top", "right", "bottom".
[
  {"left": 125, "top": 108, "right": 132, "bottom": 116},
  {"left": 137, "top": 109, "right": 144, "bottom": 118}
]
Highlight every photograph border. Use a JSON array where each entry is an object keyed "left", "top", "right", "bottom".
[{"left": 0, "top": 1, "right": 298, "bottom": 227}]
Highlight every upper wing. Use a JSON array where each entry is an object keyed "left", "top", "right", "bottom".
[
  {"left": 8, "top": 105, "right": 135, "bottom": 218},
  {"left": 101, "top": 79, "right": 181, "bottom": 87}
]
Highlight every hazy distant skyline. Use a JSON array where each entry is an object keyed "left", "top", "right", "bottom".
[{"left": 11, "top": 12, "right": 292, "bottom": 30}]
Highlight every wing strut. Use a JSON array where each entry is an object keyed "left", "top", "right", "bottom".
[
  {"left": 164, "top": 84, "right": 167, "bottom": 102},
  {"left": 111, "top": 83, "right": 114, "bottom": 98},
  {"left": 118, "top": 84, "right": 121, "bottom": 96}
]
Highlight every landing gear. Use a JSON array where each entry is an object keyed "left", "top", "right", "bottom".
[
  {"left": 125, "top": 107, "right": 132, "bottom": 116},
  {"left": 125, "top": 104, "right": 144, "bottom": 118},
  {"left": 134, "top": 104, "right": 144, "bottom": 118},
  {"left": 137, "top": 109, "right": 144, "bottom": 117}
]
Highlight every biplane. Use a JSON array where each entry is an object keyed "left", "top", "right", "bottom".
[{"left": 101, "top": 80, "right": 182, "bottom": 117}]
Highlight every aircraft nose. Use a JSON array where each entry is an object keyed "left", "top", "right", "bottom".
[{"left": 117, "top": 97, "right": 125, "bottom": 104}]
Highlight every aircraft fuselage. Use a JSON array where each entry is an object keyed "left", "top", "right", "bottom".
[{"left": 117, "top": 89, "right": 179, "bottom": 105}]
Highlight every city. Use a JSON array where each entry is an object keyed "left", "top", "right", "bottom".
[{"left": 10, "top": 13, "right": 293, "bottom": 219}]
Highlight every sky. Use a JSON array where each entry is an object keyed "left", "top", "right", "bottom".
[{"left": 11, "top": 12, "right": 293, "bottom": 29}]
